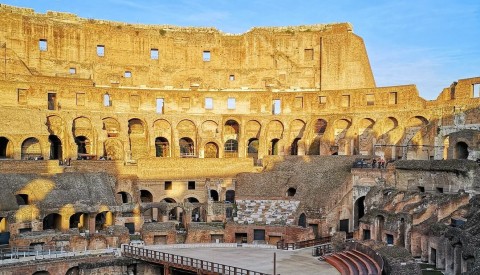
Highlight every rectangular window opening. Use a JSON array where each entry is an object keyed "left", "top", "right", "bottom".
[
  {"left": 188, "top": 181, "right": 195, "bottom": 190},
  {"left": 473, "top": 83, "right": 480, "bottom": 98},
  {"left": 386, "top": 234, "right": 394, "bottom": 245},
  {"left": 103, "top": 93, "right": 111, "bottom": 107},
  {"left": 341, "top": 95, "right": 350, "bottom": 108},
  {"left": 272, "top": 99, "right": 281, "bottom": 114},
  {"left": 76, "top": 93, "right": 85, "bottom": 106},
  {"left": 47, "top": 92, "right": 56, "bottom": 110},
  {"left": 156, "top": 98, "right": 164, "bottom": 114},
  {"left": 205, "top": 97, "right": 213, "bottom": 110},
  {"left": 389, "top": 92, "right": 398, "bottom": 105},
  {"left": 363, "top": 229, "right": 371, "bottom": 240},
  {"left": 418, "top": 186, "right": 425, "bottom": 192},
  {"left": 124, "top": 71, "right": 132, "bottom": 78},
  {"left": 229, "top": 75, "right": 235, "bottom": 81},
  {"left": 150, "top": 48, "right": 159, "bottom": 60},
  {"left": 304, "top": 48, "right": 314, "bottom": 60},
  {"left": 165, "top": 181, "right": 172, "bottom": 190},
  {"left": 227, "top": 98, "right": 236, "bottom": 110},
  {"left": 181, "top": 97, "right": 190, "bottom": 109},
  {"left": 17, "top": 89, "right": 27, "bottom": 105},
  {"left": 203, "top": 51, "right": 211, "bottom": 62},
  {"left": 39, "top": 39, "right": 47, "bottom": 51},
  {"left": 436, "top": 187, "right": 444, "bottom": 193},
  {"left": 294, "top": 96, "right": 303, "bottom": 109},
  {"left": 319, "top": 96, "right": 327, "bottom": 105},
  {"left": 97, "top": 45, "right": 105, "bottom": 57},
  {"left": 69, "top": 67, "right": 76, "bottom": 74},
  {"left": 366, "top": 94, "right": 374, "bottom": 106}
]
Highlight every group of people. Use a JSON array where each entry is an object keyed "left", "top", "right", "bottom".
[{"left": 371, "top": 157, "right": 386, "bottom": 168}]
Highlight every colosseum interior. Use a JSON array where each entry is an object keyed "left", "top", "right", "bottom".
[{"left": 0, "top": 4, "right": 479, "bottom": 275}]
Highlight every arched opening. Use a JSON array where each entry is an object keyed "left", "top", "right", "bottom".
[
  {"left": 309, "top": 119, "right": 328, "bottom": 155},
  {"left": 179, "top": 137, "right": 195, "bottom": 157},
  {"left": 161, "top": 198, "right": 176, "bottom": 203},
  {"left": 185, "top": 197, "right": 199, "bottom": 203},
  {"left": 225, "top": 190, "right": 235, "bottom": 203},
  {"left": 43, "top": 213, "right": 62, "bottom": 231},
  {"left": 270, "top": 139, "right": 280, "bottom": 155},
  {"left": 210, "top": 190, "right": 219, "bottom": 201},
  {"left": 48, "top": 135, "right": 62, "bottom": 160},
  {"left": 298, "top": 213, "right": 307, "bottom": 228},
  {"left": 247, "top": 138, "right": 259, "bottom": 160},
  {"left": 0, "top": 137, "right": 13, "bottom": 158},
  {"left": 168, "top": 207, "right": 184, "bottom": 223},
  {"left": 95, "top": 211, "right": 113, "bottom": 231},
  {"left": 21, "top": 137, "right": 41, "bottom": 160},
  {"left": 354, "top": 196, "right": 366, "bottom": 227},
  {"left": 224, "top": 139, "right": 238, "bottom": 158},
  {"left": 75, "top": 136, "right": 90, "bottom": 156},
  {"left": 291, "top": 138, "right": 301, "bottom": 155},
  {"left": 15, "top": 194, "right": 28, "bottom": 205},
  {"left": 155, "top": 137, "right": 169, "bottom": 157},
  {"left": 66, "top": 266, "right": 79, "bottom": 275},
  {"left": 375, "top": 215, "right": 385, "bottom": 242},
  {"left": 454, "top": 142, "right": 469, "bottom": 159},
  {"left": 204, "top": 142, "right": 219, "bottom": 158},
  {"left": 287, "top": 188, "right": 296, "bottom": 197},
  {"left": 191, "top": 207, "right": 201, "bottom": 222},
  {"left": 117, "top": 191, "right": 132, "bottom": 204},
  {"left": 69, "top": 212, "right": 88, "bottom": 230},
  {"left": 140, "top": 190, "right": 153, "bottom": 222},
  {"left": 33, "top": 271, "right": 50, "bottom": 275}
]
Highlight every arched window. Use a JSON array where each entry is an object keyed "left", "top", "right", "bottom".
[
  {"left": 179, "top": 137, "right": 195, "bottom": 157},
  {"left": 155, "top": 137, "right": 169, "bottom": 157}
]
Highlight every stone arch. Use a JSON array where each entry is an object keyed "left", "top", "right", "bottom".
[
  {"left": 128, "top": 118, "right": 148, "bottom": 159},
  {"left": 177, "top": 119, "right": 197, "bottom": 140},
  {"left": 226, "top": 190, "right": 235, "bottom": 203},
  {"left": 95, "top": 211, "right": 113, "bottom": 231},
  {"left": 48, "top": 135, "right": 62, "bottom": 160},
  {"left": 46, "top": 115, "right": 64, "bottom": 136},
  {"left": 191, "top": 207, "right": 201, "bottom": 222},
  {"left": 179, "top": 137, "right": 195, "bottom": 157},
  {"left": 185, "top": 197, "right": 200, "bottom": 203},
  {"left": 153, "top": 119, "right": 172, "bottom": 136},
  {"left": 358, "top": 118, "right": 375, "bottom": 155},
  {"left": 66, "top": 267, "right": 79, "bottom": 275},
  {"left": 224, "top": 119, "right": 240, "bottom": 139},
  {"left": 245, "top": 120, "right": 261, "bottom": 139},
  {"left": 247, "top": 138, "right": 259, "bottom": 160},
  {"left": 73, "top": 117, "right": 93, "bottom": 138},
  {"left": 454, "top": 141, "right": 469, "bottom": 159},
  {"left": 266, "top": 120, "right": 284, "bottom": 140},
  {"left": 289, "top": 119, "right": 306, "bottom": 155},
  {"left": 21, "top": 137, "right": 41, "bottom": 160},
  {"left": 69, "top": 212, "right": 88, "bottom": 230},
  {"left": 155, "top": 137, "right": 170, "bottom": 157},
  {"left": 43, "top": 213, "right": 62, "bottom": 231},
  {"left": 201, "top": 120, "right": 219, "bottom": 138},
  {"left": 334, "top": 119, "right": 352, "bottom": 155},
  {"left": 104, "top": 138, "right": 123, "bottom": 160},
  {"left": 269, "top": 138, "right": 280, "bottom": 155},
  {"left": 406, "top": 116, "right": 429, "bottom": 127},
  {"left": 309, "top": 118, "right": 328, "bottom": 155},
  {"left": 204, "top": 142, "right": 219, "bottom": 158},
  {"left": 102, "top": 117, "right": 120, "bottom": 137},
  {"left": 140, "top": 190, "right": 154, "bottom": 221},
  {"left": 0, "top": 137, "right": 14, "bottom": 158},
  {"left": 224, "top": 139, "right": 238, "bottom": 158},
  {"left": 298, "top": 213, "right": 307, "bottom": 228},
  {"left": 354, "top": 196, "right": 366, "bottom": 227},
  {"left": 161, "top": 197, "right": 177, "bottom": 203},
  {"left": 117, "top": 191, "right": 133, "bottom": 204},
  {"left": 33, "top": 271, "right": 50, "bottom": 275},
  {"left": 168, "top": 206, "right": 185, "bottom": 223}
]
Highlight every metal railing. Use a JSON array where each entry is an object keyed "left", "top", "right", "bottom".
[
  {"left": 277, "top": 236, "right": 331, "bottom": 250},
  {"left": 122, "top": 245, "right": 269, "bottom": 275}
]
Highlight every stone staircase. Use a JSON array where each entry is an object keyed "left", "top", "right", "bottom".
[{"left": 234, "top": 200, "right": 300, "bottom": 225}]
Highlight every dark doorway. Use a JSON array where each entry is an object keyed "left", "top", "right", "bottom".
[
  {"left": 43, "top": 213, "right": 62, "bottom": 230},
  {"left": 253, "top": 229, "right": 266, "bottom": 242},
  {"left": 298, "top": 213, "right": 307, "bottom": 228},
  {"left": 125, "top": 222, "right": 135, "bottom": 234},
  {"left": 270, "top": 139, "right": 280, "bottom": 155},
  {"left": 363, "top": 229, "right": 371, "bottom": 240},
  {"left": 431, "top": 247, "right": 437, "bottom": 265},
  {"left": 235, "top": 233, "right": 248, "bottom": 243},
  {"left": 75, "top": 136, "right": 88, "bottom": 154},
  {"left": 309, "top": 224, "right": 319, "bottom": 238},
  {"left": 247, "top": 138, "right": 259, "bottom": 160},
  {"left": 339, "top": 219, "right": 349, "bottom": 232},
  {"left": 287, "top": 187, "right": 296, "bottom": 197},
  {"left": 0, "top": 137, "right": 11, "bottom": 158},
  {"left": 354, "top": 196, "right": 366, "bottom": 227},
  {"left": 291, "top": 138, "right": 301, "bottom": 155},
  {"left": 210, "top": 190, "right": 219, "bottom": 201},
  {"left": 226, "top": 190, "right": 235, "bottom": 203},
  {"left": 386, "top": 234, "right": 394, "bottom": 245},
  {"left": 48, "top": 135, "right": 62, "bottom": 160},
  {"left": 455, "top": 142, "right": 469, "bottom": 159}
]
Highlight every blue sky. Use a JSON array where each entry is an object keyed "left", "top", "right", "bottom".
[{"left": 1, "top": 0, "right": 479, "bottom": 100}]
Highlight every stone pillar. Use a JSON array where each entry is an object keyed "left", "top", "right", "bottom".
[
  {"left": 445, "top": 242, "right": 454, "bottom": 274},
  {"left": 453, "top": 244, "right": 462, "bottom": 275},
  {"left": 421, "top": 236, "right": 429, "bottom": 262},
  {"left": 437, "top": 238, "right": 446, "bottom": 269}
]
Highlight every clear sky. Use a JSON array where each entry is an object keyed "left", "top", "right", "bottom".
[{"left": 1, "top": 0, "right": 479, "bottom": 100}]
